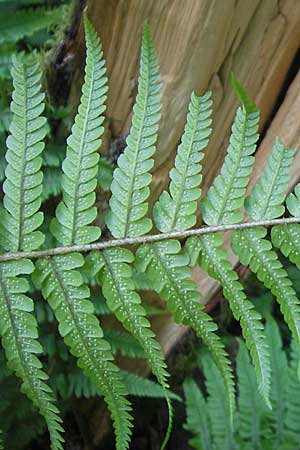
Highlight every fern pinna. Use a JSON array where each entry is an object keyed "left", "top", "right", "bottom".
[{"left": 1, "top": 13, "right": 300, "bottom": 450}]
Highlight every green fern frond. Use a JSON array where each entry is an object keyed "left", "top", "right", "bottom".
[
  {"left": 231, "top": 141, "right": 300, "bottom": 375},
  {"left": 103, "top": 328, "right": 145, "bottom": 359},
  {"left": 0, "top": 56, "right": 63, "bottom": 449},
  {"left": 0, "top": 7, "right": 63, "bottom": 44},
  {"left": 36, "top": 17, "right": 133, "bottom": 450},
  {"left": 183, "top": 377, "right": 212, "bottom": 450},
  {"left": 231, "top": 227, "right": 300, "bottom": 378},
  {"left": 245, "top": 138, "right": 296, "bottom": 220},
  {"left": 135, "top": 240, "right": 235, "bottom": 422},
  {"left": 0, "top": 260, "right": 64, "bottom": 450},
  {"left": 284, "top": 340, "right": 300, "bottom": 444},
  {"left": 51, "top": 15, "right": 107, "bottom": 246},
  {"left": 0, "top": 56, "right": 46, "bottom": 251},
  {"left": 202, "top": 353, "right": 236, "bottom": 450},
  {"left": 200, "top": 80, "right": 259, "bottom": 226},
  {"left": 265, "top": 318, "right": 288, "bottom": 446},
  {"left": 35, "top": 254, "right": 133, "bottom": 450},
  {"left": 94, "top": 247, "right": 173, "bottom": 450},
  {"left": 105, "top": 23, "right": 161, "bottom": 238},
  {"left": 236, "top": 339, "right": 265, "bottom": 449},
  {"left": 153, "top": 91, "right": 212, "bottom": 232},
  {"left": 197, "top": 233, "right": 271, "bottom": 407}
]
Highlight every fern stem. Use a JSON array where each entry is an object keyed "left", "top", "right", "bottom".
[{"left": 0, "top": 216, "right": 300, "bottom": 262}]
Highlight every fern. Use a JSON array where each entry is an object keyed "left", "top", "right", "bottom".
[
  {"left": 183, "top": 377, "right": 211, "bottom": 450},
  {"left": 85, "top": 25, "right": 173, "bottom": 450},
  {"left": 0, "top": 7, "right": 63, "bottom": 44},
  {"left": 2, "top": 11, "right": 300, "bottom": 450},
  {"left": 202, "top": 353, "right": 236, "bottom": 450},
  {"left": 134, "top": 89, "right": 235, "bottom": 421},
  {"left": 236, "top": 339, "right": 265, "bottom": 449},
  {"left": 0, "top": 57, "right": 63, "bottom": 449},
  {"left": 231, "top": 141, "right": 300, "bottom": 369},
  {"left": 187, "top": 82, "right": 271, "bottom": 406},
  {"left": 33, "top": 16, "right": 134, "bottom": 450}
]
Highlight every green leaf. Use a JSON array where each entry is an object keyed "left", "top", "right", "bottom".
[
  {"left": 236, "top": 339, "right": 265, "bottom": 449},
  {"left": 265, "top": 318, "right": 288, "bottom": 447},
  {"left": 51, "top": 14, "right": 107, "bottom": 246},
  {"left": 0, "top": 7, "right": 63, "bottom": 44},
  {"left": 231, "top": 73, "right": 257, "bottom": 114},
  {"left": 183, "top": 377, "right": 212, "bottom": 450},
  {"left": 197, "top": 233, "right": 271, "bottom": 407},
  {"left": 0, "top": 56, "right": 46, "bottom": 251},
  {"left": 201, "top": 88, "right": 259, "bottom": 225},
  {"left": 245, "top": 138, "right": 296, "bottom": 220},
  {"left": 284, "top": 340, "right": 300, "bottom": 444},
  {"left": 135, "top": 239, "right": 235, "bottom": 423},
  {"left": 105, "top": 23, "right": 161, "bottom": 238},
  {"left": 153, "top": 91, "right": 212, "bottom": 232},
  {"left": 202, "top": 352, "right": 236, "bottom": 450}
]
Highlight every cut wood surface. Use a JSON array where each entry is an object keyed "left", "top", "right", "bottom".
[{"left": 65, "top": 0, "right": 300, "bottom": 355}]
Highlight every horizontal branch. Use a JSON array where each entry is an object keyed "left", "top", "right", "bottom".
[{"left": 0, "top": 216, "right": 300, "bottom": 262}]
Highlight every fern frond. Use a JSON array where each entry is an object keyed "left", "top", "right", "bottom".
[
  {"left": 51, "top": 14, "right": 107, "bottom": 246},
  {"left": 183, "top": 377, "right": 212, "bottom": 450},
  {"left": 245, "top": 138, "right": 296, "bottom": 220},
  {"left": 0, "top": 56, "right": 63, "bottom": 449},
  {"left": 135, "top": 240, "right": 235, "bottom": 421},
  {"left": 284, "top": 340, "right": 300, "bottom": 444},
  {"left": 0, "top": 56, "right": 46, "bottom": 251},
  {"left": 94, "top": 248, "right": 173, "bottom": 439},
  {"left": 197, "top": 233, "right": 271, "bottom": 406},
  {"left": 265, "top": 318, "right": 288, "bottom": 446},
  {"left": 105, "top": 23, "right": 161, "bottom": 238},
  {"left": 153, "top": 91, "right": 212, "bottom": 232},
  {"left": 202, "top": 352, "right": 235, "bottom": 450},
  {"left": 36, "top": 17, "right": 133, "bottom": 450},
  {"left": 35, "top": 254, "right": 133, "bottom": 450},
  {"left": 0, "top": 260, "right": 64, "bottom": 450},
  {"left": 231, "top": 227, "right": 300, "bottom": 379},
  {"left": 231, "top": 141, "right": 300, "bottom": 375},
  {"left": 0, "top": 7, "right": 62, "bottom": 44},
  {"left": 236, "top": 339, "right": 265, "bottom": 449},
  {"left": 200, "top": 78, "right": 259, "bottom": 226},
  {"left": 103, "top": 328, "right": 145, "bottom": 359}
]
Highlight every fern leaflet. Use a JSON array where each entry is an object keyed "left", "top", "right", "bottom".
[
  {"left": 105, "top": 23, "right": 161, "bottom": 238},
  {"left": 153, "top": 91, "right": 212, "bottom": 232},
  {"left": 201, "top": 76, "right": 259, "bottom": 225},
  {"left": 183, "top": 377, "right": 211, "bottom": 450}
]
